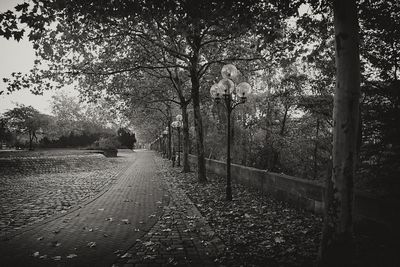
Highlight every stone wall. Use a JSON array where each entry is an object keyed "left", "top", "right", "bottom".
[{"left": 185, "top": 154, "right": 400, "bottom": 236}]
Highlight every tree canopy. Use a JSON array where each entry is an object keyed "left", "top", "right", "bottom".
[{"left": 3, "top": 105, "right": 50, "bottom": 150}]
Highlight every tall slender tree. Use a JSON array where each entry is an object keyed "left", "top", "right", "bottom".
[{"left": 318, "top": 0, "right": 361, "bottom": 265}]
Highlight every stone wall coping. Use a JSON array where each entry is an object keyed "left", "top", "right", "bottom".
[{"left": 201, "top": 155, "right": 325, "bottom": 189}]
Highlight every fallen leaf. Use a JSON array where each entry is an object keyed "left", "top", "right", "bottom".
[
  {"left": 51, "top": 241, "right": 61, "bottom": 247},
  {"left": 66, "top": 254, "right": 77, "bottom": 259},
  {"left": 52, "top": 256, "right": 62, "bottom": 261},
  {"left": 120, "top": 253, "right": 132, "bottom": 259},
  {"left": 121, "top": 219, "right": 130, "bottom": 224},
  {"left": 143, "top": 241, "right": 154, "bottom": 247},
  {"left": 143, "top": 255, "right": 156, "bottom": 260},
  {"left": 87, "top": 241, "right": 96, "bottom": 248}
]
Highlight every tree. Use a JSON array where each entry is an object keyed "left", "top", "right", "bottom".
[
  {"left": 4, "top": 105, "right": 50, "bottom": 150},
  {"left": 0, "top": 117, "right": 13, "bottom": 147},
  {"left": 318, "top": 0, "right": 361, "bottom": 265},
  {"left": 102, "top": 65, "right": 193, "bottom": 171},
  {"left": 50, "top": 91, "right": 85, "bottom": 137},
  {"left": 46, "top": 92, "right": 123, "bottom": 147},
  {"left": 117, "top": 127, "right": 137, "bottom": 149}
]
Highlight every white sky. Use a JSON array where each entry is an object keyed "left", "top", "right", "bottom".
[{"left": 0, "top": 0, "right": 76, "bottom": 115}]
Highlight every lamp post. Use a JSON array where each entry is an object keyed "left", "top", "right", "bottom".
[
  {"left": 210, "top": 64, "right": 252, "bottom": 201},
  {"left": 162, "top": 129, "right": 168, "bottom": 158},
  {"left": 159, "top": 135, "right": 163, "bottom": 154},
  {"left": 171, "top": 115, "right": 183, "bottom": 167}
]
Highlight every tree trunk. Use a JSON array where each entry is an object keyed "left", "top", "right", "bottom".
[
  {"left": 241, "top": 111, "right": 247, "bottom": 166},
  {"left": 181, "top": 104, "right": 191, "bottom": 172},
  {"left": 318, "top": 0, "right": 360, "bottom": 265},
  {"left": 167, "top": 119, "right": 172, "bottom": 160},
  {"left": 28, "top": 131, "right": 34, "bottom": 150},
  {"left": 190, "top": 51, "right": 207, "bottom": 183},
  {"left": 271, "top": 105, "right": 289, "bottom": 171},
  {"left": 226, "top": 103, "right": 232, "bottom": 200},
  {"left": 280, "top": 105, "right": 289, "bottom": 136},
  {"left": 313, "top": 118, "right": 320, "bottom": 179}
]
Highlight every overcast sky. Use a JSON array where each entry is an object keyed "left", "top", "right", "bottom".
[{"left": 0, "top": 0, "right": 66, "bottom": 115}]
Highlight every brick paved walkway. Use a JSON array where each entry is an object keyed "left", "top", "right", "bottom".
[
  {"left": 113, "top": 156, "right": 224, "bottom": 267},
  {"left": 0, "top": 150, "right": 168, "bottom": 267},
  {"left": 0, "top": 150, "right": 224, "bottom": 267}
]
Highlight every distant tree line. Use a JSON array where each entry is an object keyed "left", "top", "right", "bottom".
[{"left": 0, "top": 93, "right": 137, "bottom": 150}]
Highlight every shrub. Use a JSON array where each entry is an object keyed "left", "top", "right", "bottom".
[{"left": 96, "top": 136, "right": 121, "bottom": 150}]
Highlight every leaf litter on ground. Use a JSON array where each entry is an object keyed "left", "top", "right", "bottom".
[{"left": 158, "top": 158, "right": 323, "bottom": 267}]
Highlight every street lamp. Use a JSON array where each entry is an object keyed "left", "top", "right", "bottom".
[
  {"left": 171, "top": 114, "right": 183, "bottom": 167},
  {"left": 210, "top": 64, "right": 252, "bottom": 201}
]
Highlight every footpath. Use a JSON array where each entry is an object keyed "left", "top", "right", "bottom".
[{"left": 0, "top": 150, "right": 222, "bottom": 267}]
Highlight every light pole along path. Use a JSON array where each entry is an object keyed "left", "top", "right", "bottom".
[
  {"left": 0, "top": 150, "right": 169, "bottom": 267},
  {"left": 210, "top": 64, "right": 252, "bottom": 201}
]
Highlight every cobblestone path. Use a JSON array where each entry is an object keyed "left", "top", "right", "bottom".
[
  {"left": 0, "top": 152, "right": 133, "bottom": 236},
  {"left": 0, "top": 150, "right": 168, "bottom": 267}
]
